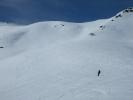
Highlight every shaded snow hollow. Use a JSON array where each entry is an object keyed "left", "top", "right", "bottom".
[{"left": 0, "top": 8, "right": 133, "bottom": 100}]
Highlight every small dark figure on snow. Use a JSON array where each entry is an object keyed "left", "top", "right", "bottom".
[{"left": 98, "top": 70, "right": 101, "bottom": 77}]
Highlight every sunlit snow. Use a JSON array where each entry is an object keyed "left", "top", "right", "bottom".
[{"left": 0, "top": 8, "right": 133, "bottom": 100}]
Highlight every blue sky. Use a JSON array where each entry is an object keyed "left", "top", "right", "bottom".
[{"left": 0, "top": 0, "right": 133, "bottom": 24}]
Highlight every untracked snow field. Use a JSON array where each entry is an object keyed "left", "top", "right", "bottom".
[{"left": 0, "top": 8, "right": 133, "bottom": 100}]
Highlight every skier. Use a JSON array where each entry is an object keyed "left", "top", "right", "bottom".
[{"left": 98, "top": 70, "right": 101, "bottom": 77}]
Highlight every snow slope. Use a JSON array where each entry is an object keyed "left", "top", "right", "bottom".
[{"left": 0, "top": 8, "right": 133, "bottom": 100}]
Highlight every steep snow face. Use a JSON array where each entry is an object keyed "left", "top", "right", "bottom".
[{"left": 0, "top": 8, "right": 133, "bottom": 100}]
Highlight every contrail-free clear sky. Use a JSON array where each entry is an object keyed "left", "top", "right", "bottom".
[{"left": 0, "top": 0, "right": 133, "bottom": 24}]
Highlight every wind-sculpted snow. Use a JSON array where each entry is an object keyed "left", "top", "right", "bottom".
[{"left": 0, "top": 8, "right": 133, "bottom": 100}]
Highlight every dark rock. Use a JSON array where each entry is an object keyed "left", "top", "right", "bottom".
[
  {"left": 124, "top": 9, "right": 129, "bottom": 13},
  {"left": 100, "top": 26, "right": 103, "bottom": 28},
  {"left": 130, "top": 9, "right": 133, "bottom": 12},
  {"left": 111, "top": 19, "right": 114, "bottom": 21},
  {"left": 115, "top": 14, "right": 122, "bottom": 18},
  {"left": 61, "top": 24, "right": 64, "bottom": 26},
  {"left": 89, "top": 33, "right": 96, "bottom": 36},
  {"left": 99, "top": 25, "right": 105, "bottom": 30}
]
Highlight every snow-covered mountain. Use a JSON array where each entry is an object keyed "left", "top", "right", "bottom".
[{"left": 0, "top": 8, "right": 133, "bottom": 100}]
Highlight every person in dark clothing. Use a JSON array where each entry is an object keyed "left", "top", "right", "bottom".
[{"left": 98, "top": 70, "right": 101, "bottom": 77}]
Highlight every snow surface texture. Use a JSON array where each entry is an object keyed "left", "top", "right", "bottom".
[{"left": 0, "top": 8, "right": 133, "bottom": 100}]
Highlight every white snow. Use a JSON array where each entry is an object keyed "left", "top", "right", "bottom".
[{"left": 0, "top": 8, "right": 133, "bottom": 100}]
